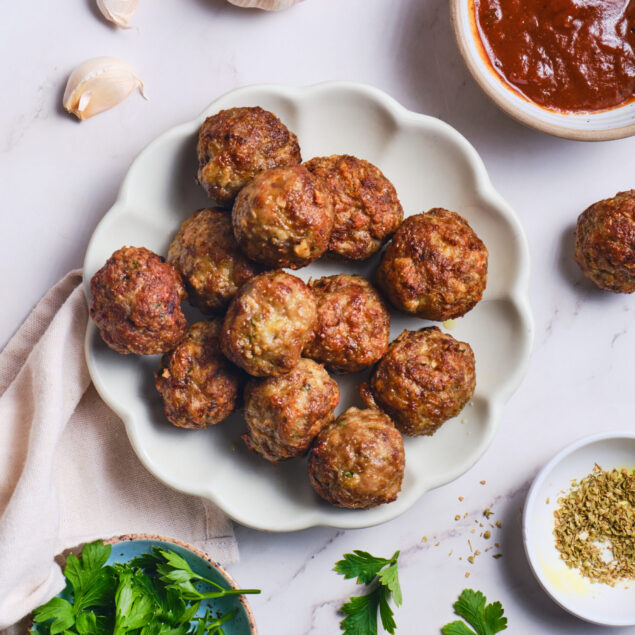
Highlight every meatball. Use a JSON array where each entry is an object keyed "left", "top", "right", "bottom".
[
  {"left": 221, "top": 270, "right": 317, "bottom": 377},
  {"left": 155, "top": 320, "right": 243, "bottom": 429},
  {"left": 168, "top": 208, "right": 263, "bottom": 313},
  {"left": 197, "top": 106, "right": 301, "bottom": 208},
  {"left": 89, "top": 246, "right": 187, "bottom": 355},
  {"left": 304, "top": 274, "right": 390, "bottom": 373},
  {"left": 243, "top": 358, "right": 339, "bottom": 462},
  {"left": 308, "top": 407, "right": 405, "bottom": 509},
  {"left": 232, "top": 165, "right": 334, "bottom": 269},
  {"left": 360, "top": 327, "right": 475, "bottom": 436},
  {"left": 376, "top": 209, "right": 488, "bottom": 321},
  {"left": 574, "top": 190, "right": 635, "bottom": 293},
  {"left": 305, "top": 155, "right": 404, "bottom": 260}
]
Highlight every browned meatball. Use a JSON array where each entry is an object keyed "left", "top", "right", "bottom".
[
  {"left": 155, "top": 320, "right": 243, "bottom": 429},
  {"left": 376, "top": 209, "right": 488, "bottom": 321},
  {"left": 360, "top": 327, "right": 475, "bottom": 436},
  {"left": 308, "top": 407, "right": 405, "bottom": 509},
  {"left": 89, "top": 246, "right": 187, "bottom": 355},
  {"left": 168, "top": 208, "right": 264, "bottom": 313},
  {"left": 221, "top": 270, "right": 317, "bottom": 377},
  {"left": 232, "top": 165, "right": 334, "bottom": 269},
  {"left": 305, "top": 155, "right": 404, "bottom": 260},
  {"left": 243, "top": 358, "right": 339, "bottom": 462},
  {"left": 574, "top": 190, "right": 635, "bottom": 293},
  {"left": 197, "top": 107, "right": 301, "bottom": 208},
  {"left": 304, "top": 274, "right": 390, "bottom": 373}
]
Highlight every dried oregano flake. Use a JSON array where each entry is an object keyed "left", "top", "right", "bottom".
[{"left": 553, "top": 464, "right": 634, "bottom": 586}]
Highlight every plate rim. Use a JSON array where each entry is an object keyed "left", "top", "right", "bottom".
[
  {"left": 522, "top": 430, "right": 635, "bottom": 626},
  {"left": 83, "top": 80, "right": 535, "bottom": 531}
]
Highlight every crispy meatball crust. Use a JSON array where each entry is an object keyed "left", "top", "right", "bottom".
[
  {"left": 197, "top": 107, "right": 301, "bottom": 208},
  {"left": 168, "top": 208, "right": 263, "bottom": 313},
  {"left": 305, "top": 155, "right": 404, "bottom": 260},
  {"left": 304, "top": 274, "right": 390, "bottom": 373},
  {"left": 221, "top": 271, "right": 317, "bottom": 377},
  {"left": 360, "top": 327, "right": 475, "bottom": 436},
  {"left": 232, "top": 165, "right": 334, "bottom": 269},
  {"left": 243, "top": 358, "right": 339, "bottom": 462},
  {"left": 574, "top": 190, "right": 635, "bottom": 293},
  {"left": 89, "top": 246, "right": 187, "bottom": 355},
  {"left": 155, "top": 320, "right": 243, "bottom": 429},
  {"left": 308, "top": 407, "right": 405, "bottom": 509},
  {"left": 376, "top": 209, "right": 488, "bottom": 321}
]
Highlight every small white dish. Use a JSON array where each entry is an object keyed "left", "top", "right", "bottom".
[
  {"left": 451, "top": 0, "right": 635, "bottom": 141},
  {"left": 84, "top": 81, "right": 533, "bottom": 531},
  {"left": 523, "top": 432, "right": 635, "bottom": 626}
]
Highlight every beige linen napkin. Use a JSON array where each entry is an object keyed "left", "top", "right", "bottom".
[{"left": 0, "top": 271, "right": 237, "bottom": 630}]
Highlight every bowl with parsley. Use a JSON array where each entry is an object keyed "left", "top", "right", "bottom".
[{"left": 30, "top": 534, "right": 259, "bottom": 635}]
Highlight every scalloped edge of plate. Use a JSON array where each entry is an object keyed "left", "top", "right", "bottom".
[{"left": 84, "top": 81, "right": 534, "bottom": 531}]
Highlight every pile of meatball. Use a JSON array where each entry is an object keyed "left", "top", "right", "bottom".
[{"left": 89, "top": 106, "right": 489, "bottom": 510}]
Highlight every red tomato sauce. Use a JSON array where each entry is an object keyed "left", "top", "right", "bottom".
[{"left": 473, "top": 0, "right": 635, "bottom": 112}]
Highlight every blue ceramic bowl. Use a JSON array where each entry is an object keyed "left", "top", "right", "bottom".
[{"left": 33, "top": 534, "right": 257, "bottom": 634}]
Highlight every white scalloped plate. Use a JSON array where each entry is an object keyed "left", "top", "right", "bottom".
[{"left": 84, "top": 82, "right": 534, "bottom": 531}]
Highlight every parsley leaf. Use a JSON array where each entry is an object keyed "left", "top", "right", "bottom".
[
  {"left": 32, "top": 597, "right": 75, "bottom": 634},
  {"left": 340, "top": 587, "right": 381, "bottom": 635},
  {"left": 441, "top": 589, "right": 508, "bottom": 635},
  {"left": 335, "top": 550, "right": 401, "bottom": 634},
  {"left": 335, "top": 551, "right": 394, "bottom": 585}
]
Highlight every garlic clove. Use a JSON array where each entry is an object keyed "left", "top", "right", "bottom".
[
  {"left": 63, "top": 57, "right": 147, "bottom": 121},
  {"left": 227, "top": 0, "right": 303, "bottom": 10},
  {"left": 96, "top": 0, "right": 139, "bottom": 28}
]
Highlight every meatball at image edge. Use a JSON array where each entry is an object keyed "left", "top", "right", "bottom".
[
  {"left": 221, "top": 270, "right": 318, "bottom": 377},
  {"left": 232, "top": 165, "right": 334, "bottom": 270},
  {"left": 376, "top": 208, "right": 488, "bottom": 321},
  {"left": 305, "top": 274, "right": 390, "bottom": 373},
  {"left": 89, "top": 245, "right": 187, "bottom": 355},
  {"left": 574, "top": 189, "right": 635, "bottom": 293},
  {"left": 156, "top": 320, "right": 243, "bottom": 429},
  {"left": 168, "top": 207, "right": 264, "bottom": 313},
  {"left": 305, "top": 154, "right": 404, "bottom": 260},
  {"left": 197, "top": 106, "right": 302, "bottom": 208},
  {"left": 308, "top": 407, "right": 405, "bottom": 510},
  {"left": 243, "top": 358, "right": 339, "bottom": 462},
  {"left": 361, "top": 326, "right": 476, "bottom": 437}
]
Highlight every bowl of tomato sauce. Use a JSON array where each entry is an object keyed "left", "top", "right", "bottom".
[{"left": 451, "top": 0, "right": 635, "bottom": 140}]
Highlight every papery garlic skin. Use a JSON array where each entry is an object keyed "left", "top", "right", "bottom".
[
  {"left": 63, "top": 57, "right": 147, "bottom": 121},
  {"left": 227, "top": 0, "right": 303, "bottom": 10},
  {"left": 96, "top": 0, "right": 139, "bottom": 28}
]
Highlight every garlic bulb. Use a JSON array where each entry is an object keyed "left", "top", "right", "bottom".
[
  {"left": 63, "top": 57, "right": 147, "bottom": 121},
  {"left": 227, "top": 0, "right": 303, "bottom": 10},
  {"left": 96, "top": 0, "right": 139, "bottom": 28}
]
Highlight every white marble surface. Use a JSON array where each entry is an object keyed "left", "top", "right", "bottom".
[{"left": 1, "top": 1, "right": 633, "bottom": 633}]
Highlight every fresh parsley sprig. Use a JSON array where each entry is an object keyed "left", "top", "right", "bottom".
[
  {"left": 334, "top": 550, "right": 402, "bottom": 635},
  {"left": 441, "top": 589, "right": 507, "bottom": 635},
  {"left": 31, "top": 540, "right": 260, "bottom": 635}
]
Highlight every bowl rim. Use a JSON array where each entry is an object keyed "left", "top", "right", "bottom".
[
  {"left": 449, "top": 0, "right": 635, "bottom": 142},
  {"left": 522, "top": 431, "right": 635, "bottom": 626}
]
